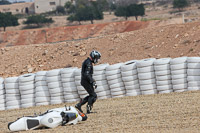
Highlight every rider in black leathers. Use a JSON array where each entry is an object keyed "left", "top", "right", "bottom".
[{"left": 75, "top": 50, "right": 101, "bottom": 114}]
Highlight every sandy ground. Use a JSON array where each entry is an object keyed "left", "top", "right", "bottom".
[
  {"left": 1, "top": 90, "right": 200, "bottom": 133},
  {"left": 0, "top": 21, "right": 200, "bottom": 78}
]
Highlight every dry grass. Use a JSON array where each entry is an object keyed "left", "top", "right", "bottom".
[{"left": 1, "top": 90, "right": 200, "bottom": 133}]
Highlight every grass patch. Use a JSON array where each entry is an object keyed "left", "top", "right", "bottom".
[{"left": 141, "top": 17, "right": 162, "bottom": 21}]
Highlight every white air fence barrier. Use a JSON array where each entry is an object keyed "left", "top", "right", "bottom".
[{"left": 1, "top": 56, "right": 200, "bottom": 110}]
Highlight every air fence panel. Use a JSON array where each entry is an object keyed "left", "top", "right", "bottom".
[
  {"left": 61, "top": 67, "right": 80, "bottom": 103},
  {"left": 187, "top": 57, "right": 200, "bottom": 91},
  {"left": 94, "top": 64, "right": 111, "bottom": 99},
  {"left": 35, "top": 71, "right": 50, "bottom": 106},
  {"left": 105, "top": 63, "right": 126, "bottom": 98},
  {"left": 0, "top": 78, "right": 5, "bottom": 110},
  {"left": 4, "top": 77, "right": 21, "bottom": 110},
  {"left": 19, "top": 73, "right": 35, "bottom": 108},
  {"left": 154, "top": 58, "right": 173, "bottom": 94},
  {"left": 170, "top": 57, "right": 188, "bottom": 92},
  {"left": 46, "top": 69, "right": 64, "bottom": 105},
  {"left": 121, "top": 60, "right": 140, "bottom": 96},
  {"left": 137, "top": 58, "right": 157, "bottom": 95}
]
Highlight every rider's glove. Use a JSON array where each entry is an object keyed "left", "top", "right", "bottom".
[{"left": 93, "top": 81, "right": 97, "bottom": 89}]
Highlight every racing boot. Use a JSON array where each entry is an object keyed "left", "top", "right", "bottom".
[
  {"left": 75, "top": 103, "right": 83, "bottom": 113},
  {"left": 75, "top": 97, "right": 89, "bottom": 113},
  {"left": 86, "top": 104, "right": 93, "bottom": 114}
]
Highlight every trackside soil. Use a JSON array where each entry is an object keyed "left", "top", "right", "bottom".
[{"left": 1, "top": 91, "right": 200, "bottom": 133}]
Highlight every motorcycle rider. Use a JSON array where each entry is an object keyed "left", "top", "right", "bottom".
[{"left": 75, "top": 50, "right": 101, "bottom": 114}]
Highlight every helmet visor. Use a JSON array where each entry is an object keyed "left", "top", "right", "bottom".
[{"left": 94, "top": 58, "right": 100, "bottom": 64}]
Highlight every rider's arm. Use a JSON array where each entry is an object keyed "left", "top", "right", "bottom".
[{"left": 84, "top": 63, "right": 95, "bottom": 84}]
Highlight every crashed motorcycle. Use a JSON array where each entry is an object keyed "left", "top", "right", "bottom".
[{"left": 8, "top": 106, "right": 87, "bottom": 132}]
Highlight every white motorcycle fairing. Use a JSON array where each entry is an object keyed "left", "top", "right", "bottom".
[
  {"left": 8, "top": 106, "right": 87, "bottom": 132},
  {"left": 8, "top": 115, "right": 43, "bottom": 131},
  {"left": 48, "top": 106, "right": 83, "bottom": 125}
]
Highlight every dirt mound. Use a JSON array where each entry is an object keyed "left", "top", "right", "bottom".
[
  {"left": 0, "top": 21, "right": 199, "bottom": 78},
  {"left": 0, "top": 21, "right": 149, "bottom": 47}
]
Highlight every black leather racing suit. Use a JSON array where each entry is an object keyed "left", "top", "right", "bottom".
[{"left": 80, "top": 57, "right": 97, "bottom": 106}]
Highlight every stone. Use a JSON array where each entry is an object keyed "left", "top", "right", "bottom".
[
  {"left": 184, "top": 33, "right": 189, "bottom": 37},
  {"left": 173, "top": 44, "right": 178, "bottom": 49},
  {"left": 175, "top": 34, "right": 179, "bottom": 38},
  {"left": 27, "top": 65, "right": 32, "bottom": 68},
  {"left": 148, "top": 54, "right": 152, "bottom": 57},
  {"left": 28, "top": 68, "right": 33, "bottom": 73},
  {"left": 109, "top": 51, "right": 114, "bottom": 56},
  {"left": 80, "top": 51, "right": 87, "bottom": 56},
  {"left": 42, "top": 50, "right": 48, "bottom": 55},
  {"left": 37, "top": 59, "right": 41, "bottom": 62},
  {"left": 75, "top": 43, "right": 81, "bottom": 47},
  {"left": 73, "top": 52, "right": 79, "bottom": 56},
  {"left": 73, "top": 58, "right": 77, "bottom": 62}
]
